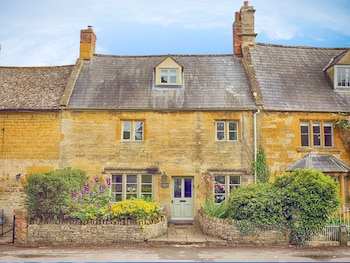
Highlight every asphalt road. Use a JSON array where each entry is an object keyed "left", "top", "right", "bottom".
[{"left": 1, "top": 244, "right": 350, "bottom": 262}]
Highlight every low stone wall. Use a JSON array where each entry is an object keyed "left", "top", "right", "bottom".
[
  {"left": 197, "top": 209, "right": 289, "bottom": 245},
  {"left": 26, "top": 219, "right": 167, "bottom": 245}
]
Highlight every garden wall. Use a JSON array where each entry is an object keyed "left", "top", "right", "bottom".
[
  {"left": 26, "top": 219, "right": 167, "bottom": 245},
  {"left": 197, "top": 209, "right": 289, "bottom": 245}
]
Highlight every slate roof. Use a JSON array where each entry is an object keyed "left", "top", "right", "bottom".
[
  {"left": 286, "top": 154, "right": 350, "bottom": 173},
  {"left": 247, "top": 44, "right": 350, "bottom": 112},
  {"left": 67, "top": 54, "right": 256, "bottom": 110},
  {"left": 0, "top": 66, "right": 74, "bottom": 110}
]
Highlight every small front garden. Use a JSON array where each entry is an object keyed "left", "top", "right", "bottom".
[
  {"left": 24, "top": 168, "right": 165, "bottom": 225},
  {"left": 200, "top": 169, "right": 340, "bottom": 246}
]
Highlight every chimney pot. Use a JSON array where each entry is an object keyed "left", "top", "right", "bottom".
[{"left": 244, "top": 1, "right": 248, "bottom": 7}]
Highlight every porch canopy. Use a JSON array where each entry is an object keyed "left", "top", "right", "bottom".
[
  {"left": 286, "top": 153, "right": 350, "bottom": 206},
  {"left": 286, "top": 154, "right": 350, "bottom": 173}
]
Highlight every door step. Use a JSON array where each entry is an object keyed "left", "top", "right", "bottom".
[{"left": 168, "top": 220, "right": 194, "bottom": 226}]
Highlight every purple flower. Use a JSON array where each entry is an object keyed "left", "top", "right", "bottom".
[
  {"left": 108, "top": 205, "right": 112, "bottom": 211},
  {"left": 94, "top": 176, "right": 99, "bottom": 183},
  {"left": 77, "top": 195, "right": 82, "bottom": 201},
  {"left": 90, "top": 191, "right": 94, "bottom": 197},
  {"left": 106, "top": 178, "right": 111, "bottom": 187},
  {"left": 72, "top": 190, "right": 77, "bottom": 199}
]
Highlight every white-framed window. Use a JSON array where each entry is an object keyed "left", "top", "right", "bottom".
[
  {"left": 215, "top": 121, "right": 238, "bottom": 141},
  {"left": 300, "top": 121, "right": 333, "bottom": 147},
  {"left": 122, "top": 121, "right": 144, "bottom": 141},
  {"left": 213, "top": 174, "right": 241, "bottom": 204},
  {"left": 160, "top": 69, "right": 178, "bottom": 84},
  {"left": 111, "top": 174, "right": 153, "bottom": 202},
  {"left": 335, "top": 66, "right": 350, "bottom": 88}
]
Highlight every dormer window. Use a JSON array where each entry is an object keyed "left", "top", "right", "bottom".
[
  {"left": 160, "top": 69, "right": 178, "bottom": 84},
  {"left": 335, "top": 66, "right": 350, "bottom": 88},
  {"left": 155, "top": 56, "right": 183, "bottom": 86}
]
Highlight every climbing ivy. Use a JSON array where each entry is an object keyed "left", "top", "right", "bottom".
[{"left": 252, "top": 148, "right": 270, "bottom": 183}]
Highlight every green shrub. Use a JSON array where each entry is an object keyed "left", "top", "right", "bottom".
[
  {"left": 273, "top": 169, "right": 340, "bottom": 245},
  {"left": 225, "top": 183, "right": 285, "bottom": 230},
  {"left": 212, "top": 168, "right": 340, "bottom": 246},
  {"left": 203, "top": 200, "right": 227, "bottom": 218},
  {"left": 24, "top": 168, "right": 87, "bottom": 221}
]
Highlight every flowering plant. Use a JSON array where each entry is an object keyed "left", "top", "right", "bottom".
[
  {"left": 199, "top": 171, "right": 226, "bottom": 203},
  {"left": 102, "top": 198, "right": 164, "bottom": 225},
  {"left": 334, "top": 112, "right": 350, "bottom": 152},
  {"left": 69, "top": 176, "right": 112, "bottom": 220},
  {"left": 334, "top": 112, "right": 350, "bottom": 131}
]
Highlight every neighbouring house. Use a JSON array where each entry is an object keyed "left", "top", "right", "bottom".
[
  {"left": 234, "top": 2, "right": 350, "bottom": 205},
  {"left": 0, "top": 65, "right": 74, "bottom": 217},
  {"left": 0, "top": 1, "right": 349, "bottom": 223}
]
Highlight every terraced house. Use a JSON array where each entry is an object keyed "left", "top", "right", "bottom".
[{"left": 0, "top": 1, "right": 349, "bottom": 222}]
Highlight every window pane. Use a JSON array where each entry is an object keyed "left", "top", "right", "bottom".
[
  {"left": 313, "top": 122, "right": 321, "bottom": 146},
  {"left": 141, "top": 174, "right": 152, "bottom": 198},
  {"left": 337, "top": 67, "right": 350, "bottom": 87},
  {"left": 112, "top": 174, "right": 123, "bottom": 202},
  {"left": 169, "top": 69, "right": 177, "bottom": 83},
  {"left": 228, "top": 122, "right": 238, "bottom": 141},
  {"left": 229, "top": 175, "right": 241, "bottom": 191},
  {"left": 324, "top": 122, "right": 333, "bottom": 147},
  {"left": 300, "top": 122, "right": 309, "bottom": 146},
  {"left": 134, "top": 121, "right": 143, "bottom": 141},
  {"left": 214, "top": 175, "right": 226, "bottom": 204},
  {"left": 141, "top": 174, "right": 152, "bottom": 183},
  {"left": 216, "top": 122, "right": 225, "bottom": 141},
  {"left": 122, "top": 121, "right": 131, "bottom": 140},
  {"left": 126, "top": 174, "right": 137, "bottom": 195},
  {"left": 160, "top": 69, "right": 168, "bottom": 83},
  {"left": 174, "top": 178, "right": 182, "bottom": 198},
  {"left": 184, "top": 179, "right": 192, "bottom": 198}
]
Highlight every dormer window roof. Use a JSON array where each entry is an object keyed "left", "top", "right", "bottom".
[
  {"left": 155, "top": 56, "right": 183, "bottom": 87},
  {"left": 323, "top": 49, "right": 350, "bottom": 90}
]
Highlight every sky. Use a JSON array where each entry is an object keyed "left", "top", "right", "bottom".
[{"left": 0, "top": 0, "right": 349, "bottom": 66}]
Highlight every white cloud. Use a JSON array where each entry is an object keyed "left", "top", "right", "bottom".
[{"left": 0, "top": 0, "right": 349, "bottom": 66}]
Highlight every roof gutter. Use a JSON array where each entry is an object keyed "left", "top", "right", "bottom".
[{"left": 254, "top": 109, "right": 260, "bottom": 184}]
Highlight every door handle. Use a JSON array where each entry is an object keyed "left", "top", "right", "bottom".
[{"left": 180, "top": 200, "right": 186, "bottom": 203}]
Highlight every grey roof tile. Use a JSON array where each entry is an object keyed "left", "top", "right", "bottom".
[
  {"left": 286, "top": 154, "right": 350, "bottom": 172},
  {"left": 67, "top": 54, "right": 256, "bottom": 110},
  {"left": 248, "top": 44, "right": 350, "bottom": 112}
]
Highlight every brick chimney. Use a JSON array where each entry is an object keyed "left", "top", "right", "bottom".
[
  {"left": 233, "top": 1, "right": 257, "bottom": 59},
  {"left": 80, "top": 26, "right": 96, "bottom": 60}
]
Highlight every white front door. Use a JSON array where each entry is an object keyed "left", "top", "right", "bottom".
[{"left": 171, "top": 177, "right": 194, "bottom": 220}]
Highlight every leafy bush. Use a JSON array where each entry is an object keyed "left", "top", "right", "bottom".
[
  {"left": 225, "top": 183, "right": 285, "bottom": 230},
  {"left": 203, "top": 200, "right": 227, "bottom": 218},
  {"left": 24, "top": 168, "right": 88, "bottom": 221},
  {"left": 213, "top": 169, "right": 340, "bottom": 246},
  {"left": 273, "top": 169, "right": 340, "bottom": 245}
]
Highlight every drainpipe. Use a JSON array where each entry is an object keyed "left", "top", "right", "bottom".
[{"left": 253, "top": 109, "right": 260, "bottom": 184}]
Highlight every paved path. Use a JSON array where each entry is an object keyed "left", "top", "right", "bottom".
[{"left": 148, "top": 223, "right": 227, "bottom": 245}]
